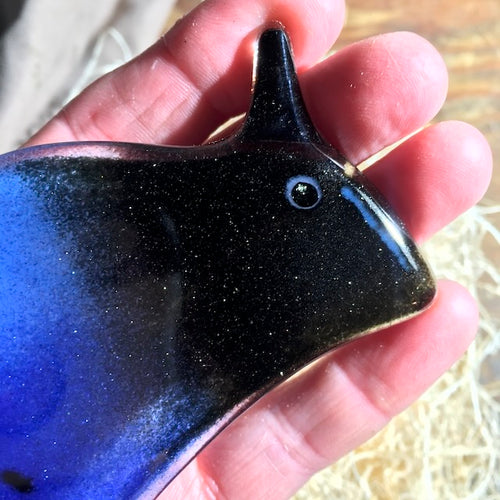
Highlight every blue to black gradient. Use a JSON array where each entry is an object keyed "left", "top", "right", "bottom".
[{"left": 0, "top": 30, "right": 435, "bottom": 498}]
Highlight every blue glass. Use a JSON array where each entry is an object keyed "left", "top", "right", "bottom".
[{"left": 0, "top": 29, "right": 435, "bottom": 498}]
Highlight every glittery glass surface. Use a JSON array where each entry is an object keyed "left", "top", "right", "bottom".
[{"left": 0, "top": 29, "right": 435, "bottom": 498}]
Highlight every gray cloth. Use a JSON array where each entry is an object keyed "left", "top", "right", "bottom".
[{"left": 0, "top": 0, "right": 175, "bottom": 152}]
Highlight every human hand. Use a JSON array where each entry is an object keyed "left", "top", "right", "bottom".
[{"left": 25, "top": 0, "right": 492, "bottom": 498}]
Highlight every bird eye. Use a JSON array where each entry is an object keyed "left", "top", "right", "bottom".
[{"left": 285, "top": 175, "right": 322, "bottom": 209}]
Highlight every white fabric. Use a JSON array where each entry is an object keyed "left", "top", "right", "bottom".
[{"left": 0, "top": 0, "right": 175, "bottom": 152}]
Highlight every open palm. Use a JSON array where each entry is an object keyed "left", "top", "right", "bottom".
[{"left": 25, "top": 0, "right": 492, "bottom": 498}]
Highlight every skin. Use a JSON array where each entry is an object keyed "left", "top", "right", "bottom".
[{"left": 25, "top": 0, "right": 492, "bottom": 498}]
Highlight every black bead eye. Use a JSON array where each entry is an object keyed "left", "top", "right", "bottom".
[{"left": 285, "top": 175, "right": 322, "bottom": 209}]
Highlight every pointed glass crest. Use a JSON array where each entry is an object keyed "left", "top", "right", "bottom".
[{"left": 238, "top": 28, "right": 323, "bottom": 144}]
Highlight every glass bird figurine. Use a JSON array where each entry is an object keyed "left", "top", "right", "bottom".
[{"left": 0, "top": 28, "right": 435, "bottom": 498}]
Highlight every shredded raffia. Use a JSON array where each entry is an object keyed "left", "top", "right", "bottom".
[
  {"left": 64, "top": 27, "right": 133, "bottom": 104},
  {"left": 295, "top": 204, "right": 500, "bottom": 499}
]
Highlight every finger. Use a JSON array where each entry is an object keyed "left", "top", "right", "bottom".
[
  {"left": 26, "top": 0, "right": 345, "bottom": 147},
  {"left": 366, "top": 120, "right": 493, "bottom": 243},
  {"left": 163, "top": 280, "right": 477, "bottom": 499},
  {"left": 302, "top": 31, "right": 449, "bottom": 164}
]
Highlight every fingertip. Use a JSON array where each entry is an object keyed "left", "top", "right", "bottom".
[
  {"left": 367, "top": 120, "right": 493, "bottom": 242},
  {"left": 436, "top": 279, "right": 479, "bottom": 348},
  {"left": 303, "top": 31, "right": 449, "bottom": 163},
  {"left": 418, "top": 121, "right": 493, "bottom": 240},
  {"left": 265, "top": 0, "right": 345, "bottom": 70},
  {"left": 441, "top": 120, "right": 493, "bottom": 199},
  {"left": 163, "top": 0, "right": 345, "bottom": 76}
]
